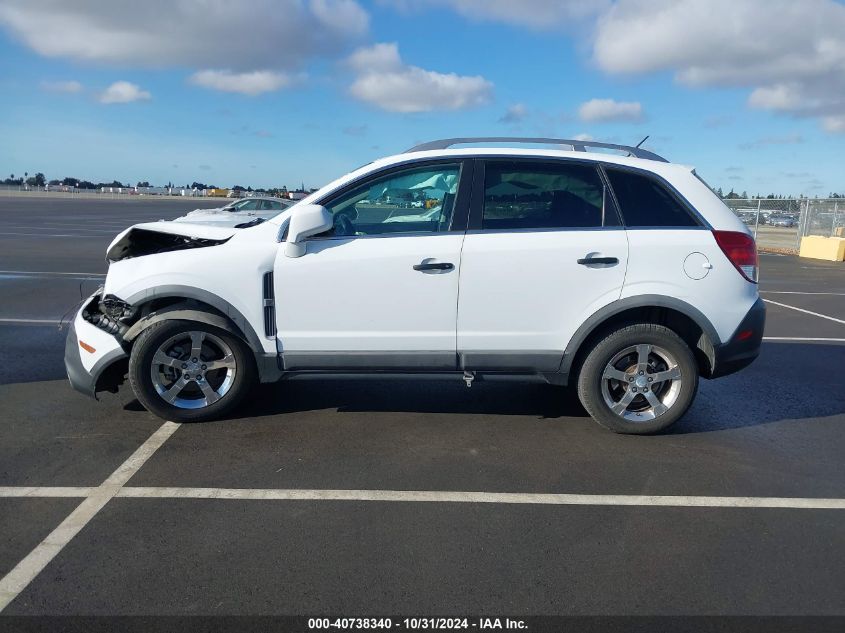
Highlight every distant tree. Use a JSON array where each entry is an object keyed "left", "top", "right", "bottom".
[
  {"left": 716, "top": 186, "right": 723, "bottom": 198},
  {"left": 136, "top": 181, "right": 150, "bottom": 188},
  {"left": 26, "top": 172, "right": 46, "bottom": 187},
  {"left": 232, "top": 184, "right": 246, "bottom": 191},
  {"left": 61, "top": 177, "right": 78, "bottom": 187},
  {"left": 190, "top": 181, "right": 207, "bottom": 190},
  {"left": 100, "top": 180, "right": 125, "bottom": 188},
  {"left": 741, "top": 190, "right": 748, "bottom": 199},
  {"left": 48, "top": 179, "right": 60, "bottom": 186}
]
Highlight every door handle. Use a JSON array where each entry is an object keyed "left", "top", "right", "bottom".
[
  {"left": 413, "top": 262, "right": 454, "bottom": 272},
  {"left": 577, "top": 256, "right": 618, "bottom": 265}
]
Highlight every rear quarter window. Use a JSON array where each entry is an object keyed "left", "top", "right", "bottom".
[{"left": 606, "top": 168, "right": 699, "bottom": 228}]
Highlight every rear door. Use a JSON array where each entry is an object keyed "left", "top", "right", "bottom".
[{"left": 457, "top": 158, "right": 629, "bottom": 371}]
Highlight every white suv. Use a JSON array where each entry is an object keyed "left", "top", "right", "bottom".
[{"left": 65, "top": 138, "right": 764, "bottom": 434}]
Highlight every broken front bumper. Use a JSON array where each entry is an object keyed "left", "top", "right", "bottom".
[{"left": 64, "top": 294, "right": 129, "bottom": 399}]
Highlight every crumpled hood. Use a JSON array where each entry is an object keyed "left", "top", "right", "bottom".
[{"left": 106, "top": 221, "right": 239, "bottom": 262}]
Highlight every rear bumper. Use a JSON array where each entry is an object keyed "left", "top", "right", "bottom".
[
  {"left": 64, "top": 296, "right": 129, "bottom": 399},
  {"left": 710, "top": 297, "right": 765, "bottom": 378}
]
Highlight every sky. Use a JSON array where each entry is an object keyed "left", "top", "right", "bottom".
[{"left": 0, "top": 0, "right": 843, "bottom": 196}]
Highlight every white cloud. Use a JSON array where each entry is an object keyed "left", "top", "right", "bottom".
[
  {"left": 347, "top": 42, "right": 403, "bottom": 73},
  {"left": 346, "top": 42, "right": 493, "bottom": 112},
  {"left": 342, "top": 124, "right": 368, "bottom": 136},
  {"left": 40, "top": 79, "right": 82, "bottom": 93},
  {"left": 385, "top": 0, "right": 609, "bottom": 30},
  {"left": 98, "top": 81, "right": 151, "bottom": 104},
  {"left": 738, "top": 134, "right": 804, "bottom": 150},
  {"left": 747, "top": 84, "right": 804, "bottom": 112},
  {"left": 190, "top": 70, "right": 293, "bottom": 96},
  {"left": 394, "top": 0, "right": 845, "bottom": 134},
  {"left": 498, "top": 103, "right": 528, "bottom": 124},
  {"left": 578, "top": 98, "right": 643, "bottom": 123},
  {"left": 592, "top": 0, "right": 845, "bottom": 133},
  {"left": 822, "top": 116, "right": 845, "bottom": 133},
  {"left": 0, "top": 0, "right": 368, "bottom": 70}
]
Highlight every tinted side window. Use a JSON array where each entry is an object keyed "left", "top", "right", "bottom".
[
  {"left": 606, "top": 168, "right": 698, "bottom": 227},
  {"left": 482, "top": 161, "right": 612, "bottom": 230}
]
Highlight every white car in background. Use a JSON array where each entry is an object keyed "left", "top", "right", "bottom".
[
  {"left": 174, "top": 196, "right": 293, "bottom": 226},
  {"left": 66, "top": 137, "right": 764, "bottom": 434}
]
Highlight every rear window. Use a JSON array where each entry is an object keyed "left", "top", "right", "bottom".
[
  {"left": 482, "top": 161, "right": 616, "bottom": 230},
  {"left": 606, "top": 168, "right": 699, "bottom": 228}
]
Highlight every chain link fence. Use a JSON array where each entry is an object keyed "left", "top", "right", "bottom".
[{"left": 723, "top": 198, "right": 843, "bottom": 252}]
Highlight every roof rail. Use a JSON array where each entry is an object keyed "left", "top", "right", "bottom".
[{"left": 405, "top": 137, "right": 668, "bottom": 163}]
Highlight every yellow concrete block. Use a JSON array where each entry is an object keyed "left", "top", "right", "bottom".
[{"left": 799, "top": 236, "right": 845, "bottom": 261}]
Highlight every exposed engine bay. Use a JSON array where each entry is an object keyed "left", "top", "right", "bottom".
[{"left": 106, "top": 227, "right": 230, "bottom": 263}]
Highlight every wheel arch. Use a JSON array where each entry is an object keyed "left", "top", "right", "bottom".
[
  {"left": 122, "top": 285, "right": 264, "bottom": 353},
  {"left": 561, "top": 295, "right": 720, "bottom": 382}
]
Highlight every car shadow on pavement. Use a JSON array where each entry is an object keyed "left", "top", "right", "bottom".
[
  {"left": 13, "top": 336, "right": 839, "bottom": 434},
  {"left": 672, "top": 342, "right": 845, "bottom": 434},
  {"left": 236, "top": 378, "right": 591, "bottom": 420},
  {"left": 227, "top": 342, "right": 845, "bottom": 434}
]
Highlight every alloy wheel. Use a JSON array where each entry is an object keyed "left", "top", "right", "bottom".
[{"left": 149, "top": 330, "right": 237, "bottom": 409}]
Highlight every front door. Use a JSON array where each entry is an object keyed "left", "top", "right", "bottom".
[
  {"left": 457, "top": 158, "right": 629, "bottom": 371},
  {"left": 274, "top": 160, "right": 472, "bottom": 370}
]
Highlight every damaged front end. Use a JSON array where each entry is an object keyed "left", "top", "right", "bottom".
[
  {"left": 106, "top": 226, "right": 230, "bottom": 263},
  {"left": 81, "top": 292, "right": 137, "bottom": 337},
  {"left": 67, "top": 222, "right": 246, "bottom": 399}
]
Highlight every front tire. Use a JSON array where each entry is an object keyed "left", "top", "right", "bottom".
[
  {"left": 576, "top": 324, "right": 698, "bottom": 434},
  {"left": 128, "top": 320, "right": 256, "bottom": 422}
]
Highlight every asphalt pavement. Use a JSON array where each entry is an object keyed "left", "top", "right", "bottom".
[{"left": 0, "top": 196, "right": 843, "bottom": 624}]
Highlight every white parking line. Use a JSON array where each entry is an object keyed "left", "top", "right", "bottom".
[
  {"left": 0, "top": 225, "right": 121, "bottom": 234},
  {"left": 763, "top": 337, "right": 845, "bottom": 342},
  {"left": 761, "top": 291, "right": 845, "bottom": 296},
  {"left": 0, "top": 487, "right": 93, "bottom": 497},
  {"left": 0, "top": 232, "right": 95, "bottom": 238},
  {"left": 114, "top": 487, "right": 845, "bottom": 509},
  {"left": 0, "top": 318, "right": 62, "bottom": 325},
  {"left": 762, "top": 299, "right": 845, "bottom": 325},
  {"left": 0, "top": 421, "right": 180, "bottom": 613},
  {"left": 0, "top": 270, "right": 105, "bottom": 277},
  {"left": 1, "top": 485, "right": 841, "bottom": 510}
]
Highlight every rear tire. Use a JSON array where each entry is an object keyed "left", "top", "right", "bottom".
[
  {"left": 128, "top": 320, "right": 256, "bottom": 422},
  {"left": 576, "top": 323, "right": 698, "bottom": 434}
]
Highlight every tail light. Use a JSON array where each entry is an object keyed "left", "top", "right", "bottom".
[{"left": 712, "top": 230, "right": 758, "bottom": 283}]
